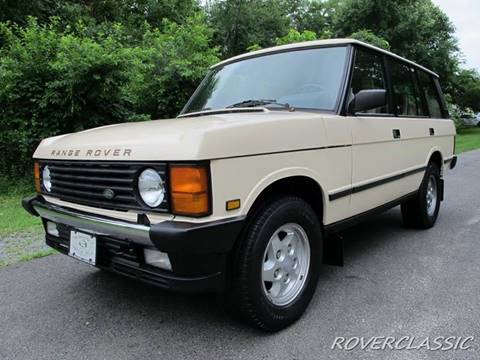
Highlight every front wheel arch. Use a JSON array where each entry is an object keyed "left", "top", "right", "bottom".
[{"left": 245, "top": 175, "right": 325, "bottom": 226}]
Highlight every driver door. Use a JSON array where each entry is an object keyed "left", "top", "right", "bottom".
[{"left": 347, "top": 47, "right": 407, "bottom": 216}]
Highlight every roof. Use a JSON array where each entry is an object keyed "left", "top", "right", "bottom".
[{"left": 211, "top": 38, "right": 439, "bottom": 78}]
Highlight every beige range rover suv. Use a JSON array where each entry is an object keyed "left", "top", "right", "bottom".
[{"left": 23, "top": 39, "right": 457, "bottom": 331}]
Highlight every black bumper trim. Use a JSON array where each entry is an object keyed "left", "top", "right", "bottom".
[
  {"left": 46, "top": 234, "right": 225, "bottom": 293},
  {"left": 150, "top": 216, "right": 246, "bottom": 254},
  {"left": 22, "top": 195, "right": 41, "bottom": 216},
  {"left": 23, "top": 196, "right": 245, "bottom": 292},
  {"left": 444, "top": 155, "right": 458, "bottom": 169},
  {"left": 101, "top": 257, "right": 225, "bottom": 293}
]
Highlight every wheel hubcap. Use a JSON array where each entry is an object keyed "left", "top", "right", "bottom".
[
  {"left": 426, "top": 175, "right": 437, "bottom": 217},
  {"left": 261, "top": 223, "right": 310, "bottom": 306}
]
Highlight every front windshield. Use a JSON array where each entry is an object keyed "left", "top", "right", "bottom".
[{"left": 182, "top": 46, "right": 348, "bottom": 114}]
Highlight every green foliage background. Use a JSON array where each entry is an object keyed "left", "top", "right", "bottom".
[{"left": 0, "top": 0, "right": 479, "bottom": 177}]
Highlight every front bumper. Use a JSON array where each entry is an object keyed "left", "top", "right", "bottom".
[{"left": 23, "top": 196, "right": 245, "bottom": 293}]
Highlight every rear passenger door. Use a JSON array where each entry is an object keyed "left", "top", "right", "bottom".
[
  {"left": 416, "top": 70, "right": 456, "bottom": 171},
  {"left": 348, "top": 48, "right": 429, "bottom": 217}
]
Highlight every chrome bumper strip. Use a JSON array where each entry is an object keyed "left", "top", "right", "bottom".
[{"left": 33, "top": 202, "right": 152, "bottom": 246}]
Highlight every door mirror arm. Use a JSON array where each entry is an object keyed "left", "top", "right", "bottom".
[{"left": 348, "top": 89, "right": 387, "bottom": 115}]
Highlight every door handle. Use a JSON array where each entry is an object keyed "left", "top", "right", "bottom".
[
  {"left": 429, "top": 128, "right": 435, "bottom": 136},
  {"left": 392, "top": 129, "right": 401, "bottom": 139}
]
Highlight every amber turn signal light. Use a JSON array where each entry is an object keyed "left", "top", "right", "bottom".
[
  {"left": 34, "top": 162, "right": 41, "bottom": 193},
  {"left": 226, "top": 199, "right": 241, "bottom": 211},
  {"left": 169, "top": 165, "right": 210, "bottom": 217}
]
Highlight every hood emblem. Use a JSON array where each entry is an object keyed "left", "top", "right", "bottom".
[{"left": 103, "top": 189, "right": 115, "bottom": 199}]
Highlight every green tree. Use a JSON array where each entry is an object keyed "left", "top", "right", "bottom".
[
  {"left": 285, "top": 0, "right": 335, "bottom": 38},
  {"left": 450, "top": 69, "right": 480, "bottom": 112},
  {"left": 334, "top": 0, "right": 459, "bottom": 90},
  {"left": 350, "top": 29, "right": 390, "bottom": 50},
  {"left": 0, "top": 0, "right": 58, "bottom": 25},
  {"left": 76, "top": 0, "right": 200, "bottom": 31},
  {"left": 130, "top": 13, "right": 220, "bottom": 119},
  {"left": 0, "top": 0, "right": 200, "bottom": 27},
  {"left": 207, "top": 0, "right": 290, "bottom": 58}
]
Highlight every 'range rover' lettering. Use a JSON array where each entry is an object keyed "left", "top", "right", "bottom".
[{"left": 50, "top": 148, "right": 132, "bottom": 157}]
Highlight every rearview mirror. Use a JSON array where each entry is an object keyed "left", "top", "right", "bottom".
[{"left": 350, "top": 89, "right": 386, "bottom": 114}]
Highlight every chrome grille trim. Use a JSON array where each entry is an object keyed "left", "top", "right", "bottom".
[{"left": 38, "top": 160, "right": 169, "bottom": 213}]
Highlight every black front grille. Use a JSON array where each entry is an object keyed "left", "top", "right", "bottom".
[{"left": 39, "top": 160, "right": 168, "bottom": 213}]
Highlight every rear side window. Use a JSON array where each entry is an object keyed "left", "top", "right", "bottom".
[
  {"left": 351, "top": 49, "right": 389, "bottom": 114},
  {"left": 388, "top": 60, "right": 426, "bottom": 117},
  {"left": 418, "top": 71, "right": 444, "bottom": 118}
]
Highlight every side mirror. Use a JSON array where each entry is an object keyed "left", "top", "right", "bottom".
[{"left": 350, "top": 89, "right": 386, "bottom": 114}]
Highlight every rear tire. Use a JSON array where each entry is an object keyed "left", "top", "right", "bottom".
[
  {"left": 401, "top": 163, "right": 441, "bottom": 229},
  {"left": 228, "top": 196, "right": 322, "bottom": 332}
]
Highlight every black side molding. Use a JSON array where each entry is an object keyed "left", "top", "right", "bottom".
[
  {"left": 325, "top": 191, "right": 417, "bottom": 236},
  {"left": 329, "top": 166, "right": 426, "bottom": 201}
]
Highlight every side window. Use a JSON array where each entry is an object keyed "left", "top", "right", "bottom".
[
  {"left": 351, "top": 49, "right": 389, "bottom": 114},
  {"left": 418, "top": 71, "right": 444, "bottom": 118},
  {"left": 388, "top": 60, "right": 426, "bottom": 117}
]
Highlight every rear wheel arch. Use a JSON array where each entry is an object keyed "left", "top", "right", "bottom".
[
  {"left": 429, "top": 151, "right": 443, "bottom": 171},
  {"left": 401, "top": 162, "right": 441, "bottom": 229}
]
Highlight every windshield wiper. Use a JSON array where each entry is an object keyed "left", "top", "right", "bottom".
[{"left": 226, "top": 99, "right": 295, "bottom": 111}]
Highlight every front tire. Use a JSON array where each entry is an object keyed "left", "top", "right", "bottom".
[
  {"left": 228, "top": 196, "right": 322, "bottom": 332},
  {"left": 401, "top": 163, "right": 441, "bottom": 229}
]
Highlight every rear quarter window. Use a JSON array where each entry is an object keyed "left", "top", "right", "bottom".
[{"left": 417, "top": 71, "right": 444, "bottom": 119}]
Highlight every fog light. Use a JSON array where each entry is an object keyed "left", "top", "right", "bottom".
[
  {"left": 46, "top": 222, "right": 59, "bottom": 237},
  {"left": 144, "top": 249, "right": 172, "bottom": 271}
]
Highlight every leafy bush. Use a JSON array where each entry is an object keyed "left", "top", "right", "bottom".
[
  {"left": 276, "top": 29, "right": 317, "bottom": 45},
  {"left": 0, "top": 16, "right": 218, "bottom": 176},
  {"left": 131, "top": 14, "right": 219, "bottom": 119},
  {"left": 350, "top": 30, "right": 390, "bottom": 50},
  {"left": 445, "top": 94, "right": 475, "bottom": 131}
]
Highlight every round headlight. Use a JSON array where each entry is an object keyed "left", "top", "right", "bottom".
[
  {"left": 138, "top": 168, "right": 165, "bottom": 207},
  {"left": 42, "top": 165, "right": 52, "bottom": 192}
]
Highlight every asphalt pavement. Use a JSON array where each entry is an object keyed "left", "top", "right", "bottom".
[{"left": 1, "top": 151, "right": 479, "bottom": 360}]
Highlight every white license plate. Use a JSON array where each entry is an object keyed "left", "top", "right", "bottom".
[{"left": 69, "top": 231, "right": 97, "bottom": 265}]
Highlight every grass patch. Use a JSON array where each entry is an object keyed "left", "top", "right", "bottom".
[
  {"left": 456, "top": 127, "right": 480, "bottom": 154},
  {"left": 0, "top": 178, "right": 41, "bottom": 235},
  {"left": 0, "top": 230, "right": 55, "bottom": 268},
  {"left": 0, "top": 177, "right": 53, "bottom": 267},
  {"left": 19, "top": 248, "right": 56, "bottom": 263}
]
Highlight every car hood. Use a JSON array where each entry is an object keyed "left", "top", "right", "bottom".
[{"left": 34, "top": 110, "right": 334, "bottom": 161}]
